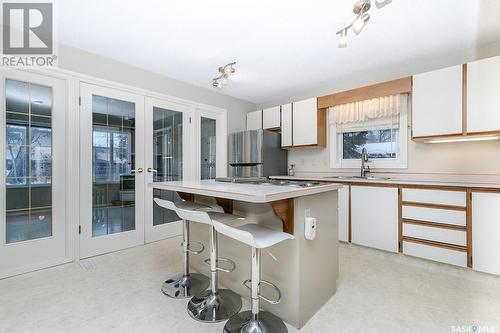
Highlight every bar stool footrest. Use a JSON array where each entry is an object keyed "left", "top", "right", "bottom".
[
  {"left": 203, "top": 257, "right": 236, "bottom": 272},
  {"left": 242, "top": 279, "right": 282, "bottom": 305},
  {"left": 182, "top": 240, "right": 204, "bottom": 255}
]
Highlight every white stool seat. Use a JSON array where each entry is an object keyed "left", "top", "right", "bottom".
[
  {"left": 154, "top": 198, "right": 210, "bottom": 212},
  {"left": 176, "top": 207, "right": 243, "bottom": 226},
  {"left": 212, "top": 222, "right": 294, "bottom": 249}
]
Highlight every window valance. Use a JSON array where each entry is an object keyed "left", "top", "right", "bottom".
[{"left": 328, "top": 94, "right": 408, "bottom": 125}]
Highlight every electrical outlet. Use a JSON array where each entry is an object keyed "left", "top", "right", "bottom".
[{"left": 304, "top": 208, "right": 311, "bottom": 218}]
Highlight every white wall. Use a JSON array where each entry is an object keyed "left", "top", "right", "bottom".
[
  {"left": 58, "top": 45, "right": 256, "bottom": 133},
  {"left": 254, "top": 41, "right": 500, "bottom": 177}
]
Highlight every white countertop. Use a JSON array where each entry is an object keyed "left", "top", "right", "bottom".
[
  {"left": 151, "top": 180, "right": 342, "bottom": 203},
  {"left": 270, "top": 175, "right": 500, "bottom": 189}
]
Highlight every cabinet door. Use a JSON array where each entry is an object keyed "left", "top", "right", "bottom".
[
  {"left": 281, "top": 103, "right": 292, "bottom": 147},
  {"left": 338, "top": 185, "right": 349, "bottom": 242},
  {"left": 246, "top": 110, "right": 262, "bottom": 131},
  {"left": 262, "top": 106, "right": 281, "bottom": 130},
  {"left": 467, "top": 55, "right": 500, "bottom": 133},
  {"left": 351, "top": 186, "right": 399, "bottom": 252},
  {"left": 412, "top": 65, "right": 463, "bottom": 137},
  {"left": 472, "top": 192, "right": 500, "bottom": 275},
  {"left": 292, "top": 98, "right": 317, "bottom": 146}
]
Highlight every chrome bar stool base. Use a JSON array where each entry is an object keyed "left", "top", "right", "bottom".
[
  {"left": 224, "top": 311, "right": 288, "bottom": 333},
  {"left": 187, "top": 289, "right": 242, "bottom": 323},
  {"left": 161, "top": 273, "right": 209, "bottom": 299}
]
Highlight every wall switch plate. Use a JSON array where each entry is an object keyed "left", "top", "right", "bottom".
[{"left": 304, "top": 208, "right": 311, "bottom": 218}]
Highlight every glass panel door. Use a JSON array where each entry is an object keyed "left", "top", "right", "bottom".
[
  {"left": 145, "top": 98, "right": 190, "bottom": 243},
  {"left": 195, "top": 107, "right": 227, "bottom": 180},
  {"left": 79, "top": 83, "right": 145, "bottom": 258},
  {"left": 0, "top": 71, "right": 68, "bottom": 279},
  {"left": 200, "top": 117, "right": 217, "bottom": 180}
]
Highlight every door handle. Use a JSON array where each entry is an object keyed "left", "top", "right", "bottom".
[
  {"left": 131, "top": 168, "right": 143, "bottom": 174},
  {"left": 147, "top": 168, "right": 158, "bottom": 173}
]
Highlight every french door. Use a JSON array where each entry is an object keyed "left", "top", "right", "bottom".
[
  {"left": 0, "top": 70, "right": 68, "bottom": 278},
  {"left": 144, "top": 97, "right": 191, "bottom": 243},
  {"left": 79, "top": 84, "right": 226, "bottom": 258},
  {"left": 79, "top": 83, "right": 145, "bottom": 258}
]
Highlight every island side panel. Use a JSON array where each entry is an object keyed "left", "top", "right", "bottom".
[
  {"left": 295, "top": 190, "right": 339, "bottom": 328},
  {"left": 187, "top": 198, "right": 302, "bottom": 328}
]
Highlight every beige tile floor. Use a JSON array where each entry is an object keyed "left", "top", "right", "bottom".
[{"left": 1, "top": 239, "right": 500, "bottom": 333}]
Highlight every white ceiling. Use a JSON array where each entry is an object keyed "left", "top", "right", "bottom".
[{"left": 55, "top": 0, "right": 500, "bottom": 104}]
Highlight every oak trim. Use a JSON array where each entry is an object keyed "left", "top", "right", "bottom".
[
  {"left": 348, "top": 185, "right": 352, "bottom": 242},
  {"left": 316, "top": 107, "right": 327, "bottom": 147},
  {"left": 466, "top": 189, "right": 473, "bottom": 268},
  {"left": 466, "top": 130, "right": 500, "bottom": 136},
  {"left": 215, "top": 198, "right": 233, "bottom": 214},
  {"left": 349, "top": 182, "right": 399, "bottom": 188},
  {"left": 398, "top": 186, "right": 403, "bottom": 252},
  {"left": 400, "top": 184, "right": 469, "bottom": 192},
  {"left": 403, "top": 236, "right": 468, "bottom": 252},
  {"left": 270, "top": 199, "right": 294, "bottom": 235},
  {"left": 462, "top": 64, "right": 468, "bottom": 136},
  {"left": 470, "top": 187, "right": 500, "bottom": 193},
  {"left": 412, "top": 133, "right": 464, "bottom": 140},
  {"left": 401, "top": 201, "right": 467, "bottom": 211},
  {"left": 317, "top": 77, "right": 413, "bottom": 109},
  {"left": 403, "top": 218, "right": 466, "bottom": 231}
]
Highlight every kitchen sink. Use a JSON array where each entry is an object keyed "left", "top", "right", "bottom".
[{"left": 324, "top": 176, "right": 392, "bottom": 180}]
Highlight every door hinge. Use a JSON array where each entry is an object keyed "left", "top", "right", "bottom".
[
  {"left": 78, "top": 225, "right": 82, "bottom": 234},
  {"left": 78, "top": 96, "right": 81, "bottom": 106},
  {"left": 189, "top": 117, "right": 192, "bottom": 124}
]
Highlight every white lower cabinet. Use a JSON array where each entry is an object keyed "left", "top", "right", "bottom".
[
  {"left": 351, "top": 186, "right": 399, "bottom": 252},
  {"left": 338, "top": 185, "right": 349, "bottom": 242},
  {"left": 472, "top": 192, "right": 500, "bottom": 275},
  {"left": 403, "top": 241, "right": 468, "bottom": 267}
]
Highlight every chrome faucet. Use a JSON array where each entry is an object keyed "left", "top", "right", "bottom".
[{"left": 360, "top": 148, "right": 370, "bottom": 177}]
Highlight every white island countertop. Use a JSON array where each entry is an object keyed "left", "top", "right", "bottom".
[{"left": 151, "top": 180, "right": 342, "bottom": 203}]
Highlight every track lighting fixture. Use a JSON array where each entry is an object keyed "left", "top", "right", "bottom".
[
  {"left": 336, "top": 0, "right": 387, "bottom": 48},
  {"left": 213, "top": 62, "right": 236, "bottom": 89}
]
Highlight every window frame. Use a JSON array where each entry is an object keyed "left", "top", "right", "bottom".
[{"left": 329, "top": 111, "right": 408, "bottom": 169}]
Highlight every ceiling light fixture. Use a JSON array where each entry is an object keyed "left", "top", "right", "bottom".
[
  {"left": 213, "top": 62, "right": 236, "bottom": 89},
  {"left": 336, "top": 0, "right": 388, "bottom": 48}
]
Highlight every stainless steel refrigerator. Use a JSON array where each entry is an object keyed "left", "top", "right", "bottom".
[{"left": 227, "top": 129, "right": 287, "bottom": 178}]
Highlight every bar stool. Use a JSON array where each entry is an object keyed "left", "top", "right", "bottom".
[
  {"left": 211, "top": 220, "right": 294, "bottom": 333},
  {"left": 174, "top": 207, "right": 243, "bottom": 323},
  {"left": 154, "top": 198, "right": 213, "bottom": 299}
]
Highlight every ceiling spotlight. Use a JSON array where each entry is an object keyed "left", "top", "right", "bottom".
[
  {"left": 213, "top": 62, "right": 236, "bottom": 89},
  {"left": 338, "top": 29, "right": 348, "bottom": 48},
  {"left": 336, "top": 0, "right": 388, "bottom": 48},
  {"left": 352, "top": 13, "right": 370, "bottom": 35}
]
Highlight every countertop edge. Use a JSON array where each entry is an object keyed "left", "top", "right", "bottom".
[
  {"left": 269, "top": 176, "right": 500, "bottom": 190},
  {"left": 151, "top": 182, "right": 343, "bottom": 203}
]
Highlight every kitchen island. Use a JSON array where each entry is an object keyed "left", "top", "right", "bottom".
[{"left": 151, "top": 180, "right": 342, "bottom": 328}]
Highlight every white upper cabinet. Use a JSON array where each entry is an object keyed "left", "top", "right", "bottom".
[
  {"left": 292, "top": 98, "right": 318, "bottom": 146},
  {"left": 281, "top": 103, "right": 293, "bottom": 147},
  {"left": 412, "top": 65, "right": 463, "bottom": 137},
  {"left": 246, "top": 110, "right": 262, "bottom": 131},
  {"left": 262, "top": 106, "right": 281, "bottom": 130},
  {"left": 351, "top": 186, "right": 399, "bottom": 253},
  {"left": 467, "top": 55, "right": 500, "bottom": 134}
]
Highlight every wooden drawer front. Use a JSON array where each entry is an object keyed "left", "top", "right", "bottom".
[
  {"left": 402, "top": 188, "right": 466, "bottom": 207},
  {"left": 402, "top": 206, "right": 466, "bottom": 226},
  {"left": 403, "top": 241, "right": 467, "bottom": 267},
  {"left": 402, "top": 224, "right": 466, "bottom": 247}
]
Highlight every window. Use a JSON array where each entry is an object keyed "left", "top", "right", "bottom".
[{"left": 330, "top": 112, "right": 408, "bottom": 169}]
